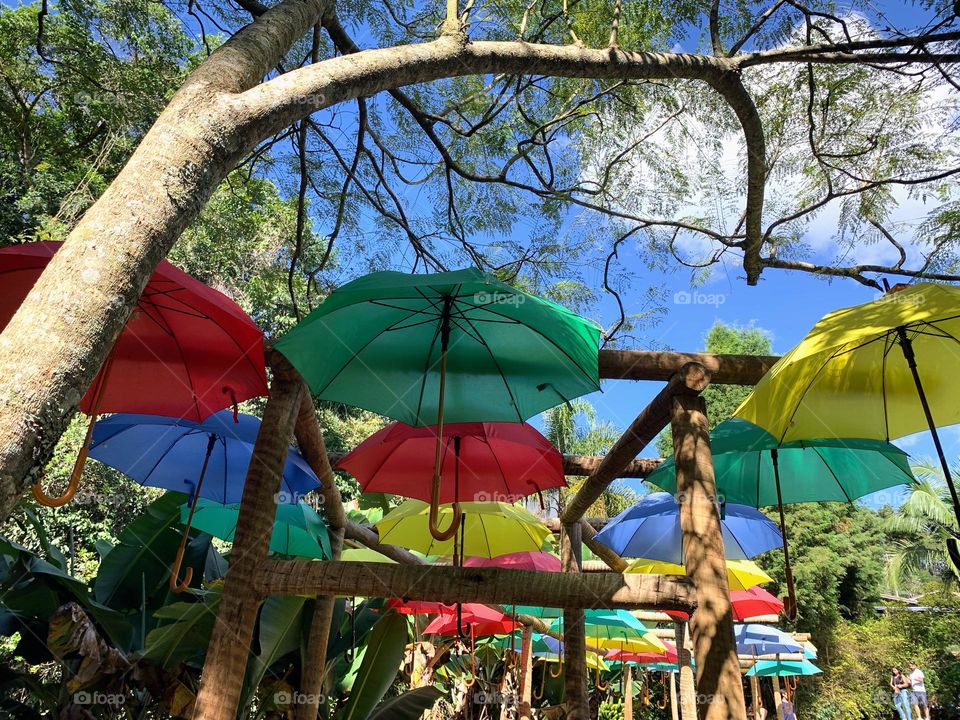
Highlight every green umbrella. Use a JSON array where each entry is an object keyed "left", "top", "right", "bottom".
[
  {"left": 646, "top": 417, "right": 916, "bottom": 618},
  {"left": 745, "top": 660, "right": 821, "bottom": 677},
  {"left": 276, "top": 268, "right": 599, "bottom": 540},
  {"left": 182, "top": 498, "right": 332, "bottom": 559},
  {"left": 646, "top": 418, "right": 916, "bottom": 507}
]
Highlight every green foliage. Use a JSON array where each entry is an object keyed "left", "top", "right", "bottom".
[
  {"left": 338, "top": 611, "right": 409, "bottom": 720},
  {"left": 367, "top": 684, "right": 443, "bottom": 719}
]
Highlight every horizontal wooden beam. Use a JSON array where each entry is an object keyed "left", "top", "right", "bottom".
[
  {"left": 598, "top": 350, "right": 778, "bottom": 385},
  {"left": 560, "top": 363, "right": 711, "bottom": 524},
  {"left": 254, "top": 560, "right": 696, "bottom": 611}
]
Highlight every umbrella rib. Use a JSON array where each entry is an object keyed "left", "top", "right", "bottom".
[
  {"left": 148, "top": 302, "right": 204, "bottom": 420},
  {"left": 811, "top": 446, "right": 853, "bottom": 505},
  {"left": 139, "top": 427, "right": 201, "bottom": 490},
  {"left": 414, "top": 308, "right": 446, "bottom": 424},
  {"left": 775, "top": 350, "right": 842, "bottom": 444},
  {"left": 359, "top": 433, "right": 421, "bottom": 492},
  {"left": 882, "top": 334, "right": 893, "bottom": 442},
  {"left": 454, "top": 310, "right": 524, "bottom": 422},
  {"left": 221, "top": 435, "right": 229, "bottom": 504},
  {"left": 465, "top": 302, "right": 599, "bottom": 389}
]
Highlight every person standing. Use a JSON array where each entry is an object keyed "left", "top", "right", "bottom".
[
  {"left": 890, "top": 667, "right": 911, "bottom": 720},
  {"left": 908, "top": 661, "right": 930, "bottom": 720}
]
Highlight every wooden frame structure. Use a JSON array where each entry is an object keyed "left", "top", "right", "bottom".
[{"left": 191, "top": 349, "right": 778, "bottom": 720}]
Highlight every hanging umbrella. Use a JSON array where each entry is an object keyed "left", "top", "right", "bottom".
[
  {"left": 423, "top": 604, "right": 520, "bottom": 636},
  {"left": 802, "top": 641, "right": 818, "bottom": 659},
  {"left": 661, "top": 585, "right": 783, "bottom": 622},
  {"left": 514, "top": 605, "right": 563, "bottom": 619},
  {"left": 387, "top": 599, "right": 453, "bottom": 615},
  {"left": 375, "top": 499, "right": 552, "bottom": 558},
  {"left": 594, "top": 492, "right": 782, "bottom": 563},
  {"left": 624, "top": 558, "right": 773, "bottom": 591},
  {"left": 336, "top": 421, "right": 565, "bottom": 506},
  {"left": 548, "top": 610, "right": 666, "bottom": 653},
  {"left": 606, "top": 643, "right": 678, "bottom": 665},
  {"left": 89, "top": 411, "right": 320, "bottom": 591},
  {"left": 275, "top": 268, "right": 599, "bottom": 540},
  {"left": 182, "top": 498, "right": 331, "bottom": 559},
  {"left": 733, "top": 282, "right": 960, "bottom": 567},
  {"left": 464, "top": 551, "right": 561, "bottom": 572},
  {"left": 646, "top": 418, "right": 916, "bottom": 617},
  {"left": 734, "top": 624, "right": 803, "bottom": 656},
  {"left": 340, "top": 547, "right": 396, "bottom": 563},
  {"left": 745, "top": 660, "right": 821, "bottom": 677},
  {"left": 0, "top": 242, "right": 268, "bottom": 507}
]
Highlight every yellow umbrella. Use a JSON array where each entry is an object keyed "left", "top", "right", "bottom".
[
  {"left": 375, "top": 499, "right": 552, "bottom": 558},
  {"left": 734, "top": 281, "right": 960, "bottom": 566},
  {"left": 625, "top": 558, "right": 772, "bottom": 591},
  {"left": 340, "top": 547, "right": 397, "bottom": 563}
]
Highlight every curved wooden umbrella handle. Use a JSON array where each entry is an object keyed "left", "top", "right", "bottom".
[
  {"left": 463, "top": 625, "right": 477, "bottom": 688},
  {"left": 595, "top": 663, "right": 609, "bottom": 692},
  {"left": 658, "top": 672, "right": 669, "bottom": 709},
  {"left": 33, "top": 412, "right": 98, "bottom": 507},
  {"left": 549, "top": 658, "right": 563, "bottom": 678},
  {"left": 534, "top": 661, "right": 547, "bottom": 700},
  {"left": 169, "top": 541, "right": 193, "bottom": 593},
  {"left": 429, "top": 496, "right": 462, "bottom": 541}
]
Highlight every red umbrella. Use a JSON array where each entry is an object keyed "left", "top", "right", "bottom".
[
  {"left": 464, "top": 551, "right": 561, "bottom": 572},
  {"left": 606, "top": 642, "right": 678, "bottom": 665},
  {"left": 422, "top": 603, "right": 520, "bottom": 637},
  {"left": 0, "top": 242, "right": 268, "bottom": 505},
  {"left": 665, "top": 586, "right": 784, "bottom": 622},
  {"left": 387, "top": 599, "right": 453, "bottom": 615},
  {"left": 336, "top": 421, "right": 565, "bottom": 505}
]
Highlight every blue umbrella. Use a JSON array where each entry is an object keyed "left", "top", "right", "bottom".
[
  {"left": 593, "top": 492, "right": 782, "bottom": 563},
  {"left": 89, "top": 411, "right": 321, "bottom": 591},
  {"left": 89, "top": 411, "right": 320, "bottom": 504},
  {"left": 734, "top": 624, "right": 802, "bottom": 656}
]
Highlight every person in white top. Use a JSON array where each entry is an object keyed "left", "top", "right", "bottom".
[{"left": 908, "top": 661, "right": 930, "bottom": 720}]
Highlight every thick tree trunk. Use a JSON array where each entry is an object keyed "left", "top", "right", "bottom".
[
  {"left": 671, "top": 394, "right": 746, "bottom": 720},
  {"left": 674, "top": 623, "right": 697, "bottom": 720},
  {"left": 0, "top": 0, "right": 764, "bottom": 521},
  {"left": 193, "top": 374, "right": 304, "bottom": 720},
  {"left": 517, "top": 625, "right": 534, "bottom": 720}
]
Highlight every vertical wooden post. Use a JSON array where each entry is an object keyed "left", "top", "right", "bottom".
[
  {"left": 672, "top": 393, "right": 746, "bottom": 720},
  {"left": 670, "top": 671, "right": 680, "bottom": 720},
  {"left": 772, "top": 676, "right": 785, "bottom": 720},
  {"left": 750, "top": 675, "right": 762, "bottom": 719},
  {"left": 623, "top": 664, "right": 633, "bottom": 720},
  {"left": 675, "top": 622, "right": 697, "bottom": 720},
  {"left": 292, "top": 389, "right": 348, "bottom": 720},
  {"left": 518, "top": 624, "right": 534, "bottom": 720},
  {"left": 193, "top": 376, "right": 304, "bottom": 720},
  {"left": 561, "top": 521, "right": 589, "bottom": 720}
]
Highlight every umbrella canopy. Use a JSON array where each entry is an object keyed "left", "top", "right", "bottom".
[
  {"left": 0, "top": 242, "right": 267, "bottom": 420},
  {"left": 734, "top": 624, "right": 803, "bottom": 656},
  {"left": 89, "top": 411, "right": 321, "bottom": 504},
  {"left": 606, "top": 643, "right": 678, "bottom": 665},
  {"left": 594, "top": 492, "right": 782, "bottom": 563},
  {"left": 337, "top": 421, "right": 565, "bottom": 505},
  {"left": 664, "top": 585, "right": 783, "bottom": 622},
  {"left": 181, "top": 498, "right": 331, "bottom": 559},
  {"left": 624, "top": 558, "right": 773, "bottom": 591},
  {"left": 340, "top": 547, "right": 396, "bottom": 563},
  {"left": 274, "top": 267, "right": 600, "bottom": 426},
  {"left": 497, "top": 633, "right": 609, "bottom": 670},
  {"left": 464, "top": 551, "right": 561, "bottom": 572},
  {"left": 549, "top": 610, "right": 665, "bottom": 653},
  {"left": 375, "top": 500, "right": 551, "bottom": 557},
  {"left": 387, "top": 599, "right": 452, "bottom": 615},
  {"left": 513, "top": 605, "right": 563, "bottom": 619},
  {"left": 646, "top": 419, "right": 916, "bottom": 507},
  {"left": 746, "top": 660, "right": 821, "bottom": 677},
  {"left": 423, "top": 604, "right": 519, "bottom": 636}
]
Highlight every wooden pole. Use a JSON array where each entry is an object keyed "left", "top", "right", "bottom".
[
  {"left": 561, "top": 522, "right": 590, "bottom": 720},
  {"left": 750, "top": 675, "right": 762, "bottom": 719},
  {"left": 624, "top": 664, "right": 634, "bottom": 720},
  {"left": 672, "top": 392, "right": 747, "bottom": 720},
  {"left": 518, "top": 624, "right": 534, "bottom": 720},
  {"left": 254, "top": 559, "right": 696, "bottom": 610},
  {"left": 772, "top": 676, "right": 785, "bottom": 720},
  {"left": 193, "top": 376, "right": 304, "bottom": 720},
  {"left": 675, "top": 623, "right": 697, "bottom": 720},
  {"left": 598, "top": 349, "right": 778, "bottom": 384},
  {"left": 670, "top": 671, "right": 679, "bottom": 720},
  {"left": 561, "top": 363, "right": 710, "bottom": 524}
]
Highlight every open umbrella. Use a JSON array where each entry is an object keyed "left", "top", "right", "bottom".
[
  {"left": 423, "top": 604, "right": 520, "bottom": 636},
  {"left": 340, "top": 547, "right": 396, "bottom": 563},
  {"left": 181, "top": 498, "right": 331, "bottom": 559},
  {"left": 606, "top": 644, "right": 678, "bottom": 665},
  {"left": 661, "top": 584, "right": 783, "bottom": 622},
  {"left": 549, "top": 610, "right": 666, "bottom": 653},
  {"left": 594, "top": 492, "right": 782, "bottom": 563},
  {"left": 624, "top": 558, "right": 773, "bottom": 591},
  {"left": 734, "top": 282, "right": 960, "bottom": 567},
  {"left": 386, "top": 599, "right": 453, "bottom": 615},
  {"left": 89, "top": 411, "right": 320, "bottom": 591},
  {"left": 275, "top": 268, "right": 599, "bottom": 539},
  {"left": 375, "top": 499, "right": 551, "bottom": 558},
  {"left": 336, "top": 420, "right": 565, "bottom": 506},
  {"left": 745, "top": 660, "right": 821, "bottom": 677},
  {"left": 734, "top": 624, "right": 803, "bottom": 656},
  {"left": 464, "top": 551, "right": 560, "bottom": 572},
  {"left": 646, "top": 418, "right": 916, "bottom": 617},
  {"left": 0, "top": 242, "right": 268, "bottom": 507}
]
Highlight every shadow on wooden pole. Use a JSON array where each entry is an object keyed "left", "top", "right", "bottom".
[
  {"left": 192, "top": 375, "right": 304, "bottom": 720},
  {"left": 561, "top": 521, "right": 590, "bottom": 720},
  {"left": 672, "top": 390, "right": 747, "bottom": 720}
]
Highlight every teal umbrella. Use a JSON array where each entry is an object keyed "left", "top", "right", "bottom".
[
  {"left": 745, "top": 660, "right": 821, "bottom": 677},
  {"left": 182, "top": 498, "right": 332, "bottom": 559},
  {"left": 276, "top": 268, "right": 599, "bottom": 540},
  {"left": 646, "top": 418, "right": 916, "bottom": 618}
]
